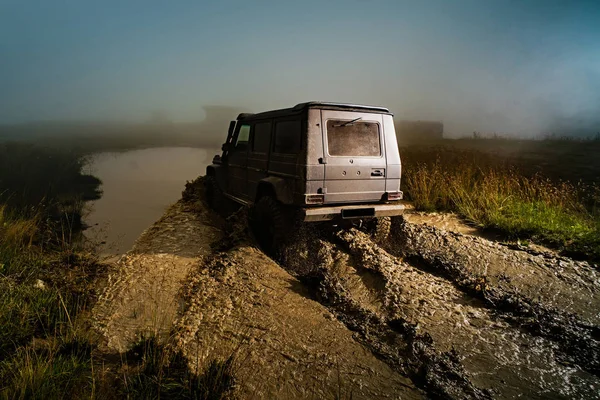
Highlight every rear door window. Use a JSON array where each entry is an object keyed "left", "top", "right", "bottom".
[
  {"left": 326, "top": 120, "right": 381, "bottom": 157},
  {"left": 252, "top": 121, "right": 272, "bottom": 153},
  {"left": 273, "top": 120, "right": 301, "bottom": 154}
]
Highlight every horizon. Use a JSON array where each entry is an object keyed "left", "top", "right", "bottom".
[{"left": 1, "top": 0, "right": 599, "bottom": 137}]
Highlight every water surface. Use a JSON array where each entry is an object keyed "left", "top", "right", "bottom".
[{"left": 85, "top": 147, "right": 217, "bottom": 254}]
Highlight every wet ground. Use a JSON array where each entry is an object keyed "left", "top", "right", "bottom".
[{"left": 94, "top": 178, "right": 600, "bottom": 399}]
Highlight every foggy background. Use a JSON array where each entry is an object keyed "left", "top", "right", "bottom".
[{"left": 1, "top": 0, "right": 599, "bottom": 138}]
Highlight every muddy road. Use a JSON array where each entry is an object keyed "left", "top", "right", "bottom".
[{"left": 94, "top": 178, "right": 600, "bottom": 399}]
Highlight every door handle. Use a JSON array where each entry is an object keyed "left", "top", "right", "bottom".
[{"left": 371, "top": 169, "right": 384, "bottom": 177}]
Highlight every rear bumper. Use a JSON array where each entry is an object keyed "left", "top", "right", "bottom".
[{"left": 302, "top": 203, "right": 406, "bottom": 222}]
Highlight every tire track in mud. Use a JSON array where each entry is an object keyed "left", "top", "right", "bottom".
[
  {"left": 389, "top": 217, "right": 600, "bottom": 376},
  {"left": 284, "top": 237, "right": 492, "bottom": 400},
  {"left": 172, "top": 232, "right": 425, "bottom": 398},
  {"left": 276, "top": 223, "right": 600, "bottom": 399}
]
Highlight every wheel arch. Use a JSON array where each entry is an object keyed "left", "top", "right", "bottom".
[
  {"left": 206, "top": 164, "right": 227, "bottom": 194},
  {"left": 206, "top": 165, "right": 217, "bottom": 176},
  {"left": 255, "top": 177, "right": 294, "bottom": 204}
]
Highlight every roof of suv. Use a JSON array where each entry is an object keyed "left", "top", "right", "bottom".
[{"left": 237, "top": 102, "right": 392, "bottom": 120}]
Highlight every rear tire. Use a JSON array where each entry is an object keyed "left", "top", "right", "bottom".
[
  {"left": 369, "top": 217, "right": 391, "bottom": 244},
  {"left": 205, "top": 175, "right": 224, "bottom": 214},
  {"left": 251, "top": 196, "right": 287, "bottom": 254}
]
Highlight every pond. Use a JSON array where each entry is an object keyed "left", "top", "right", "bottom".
[{"left": 85, "top": 147, "right": 218, "bottom": 254}]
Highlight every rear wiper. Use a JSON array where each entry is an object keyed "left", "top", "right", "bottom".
[{"left": 335, "top": 117, "right": 362, "bottom": 127}]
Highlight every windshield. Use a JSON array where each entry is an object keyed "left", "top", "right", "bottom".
[{"left": 326, "top": 119, "right": 381, "bottom": 157}]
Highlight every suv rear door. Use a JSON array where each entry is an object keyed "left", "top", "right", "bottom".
[{"left": 321, "top": 110, "right": 386, "bottom": 203}]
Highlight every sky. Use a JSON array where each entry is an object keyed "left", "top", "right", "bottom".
[{"left": 1, "top": 0, "right": 599, "bottom": 136}]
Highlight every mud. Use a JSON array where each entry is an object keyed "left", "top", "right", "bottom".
[
  {"left": 292, "top": 238, "right": 492, "bottom": 399},
  {"left": 390, "top": 217, "right": 600, "bottom": 375},
  {"left": 276, "top": 221, "right": 600, "bottom": 399},
  {"left": 94, "top": 181, "right": 424, "bottom": 399},
  {"left": 93, "top": 200, "right": 222, "bottom": 351},
  {"left": 94, "top": 177, "right": 600, "bottom": 399},
  {"left": 392, "top": 217, "right": 600, "bottom": 323},
  {"left": 172, "top": 246, "right": 422, "bottom": 399}
]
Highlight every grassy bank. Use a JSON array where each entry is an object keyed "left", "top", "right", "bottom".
[
  {"left": 0, "top": 217, "right": 101, "bottom": 398},
  {"left": 0, "top": 142, "right": 236, "bottom": 399},
  {"left": 400, "top": 147, "right": 600, "bottom": 260},
  {"left": 0, "top": 142, "right": 102, "bottom": 236},
  {"left": 0, "top": 142, "right": 104, "bottom": 398}
]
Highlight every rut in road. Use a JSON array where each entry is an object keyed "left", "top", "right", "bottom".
[
  {"left": 388, "top": 217, "right": 600, "bottom": 376},
  {"left": 277, "top": 222, "right": 600, "bottom": 399}
]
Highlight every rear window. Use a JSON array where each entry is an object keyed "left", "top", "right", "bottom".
[{"left": 327, "top": 120, "right": 381, "bottom": 156}]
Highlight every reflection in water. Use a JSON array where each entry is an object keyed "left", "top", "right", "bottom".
[{"left": 85, "top": 147, "right": 217, "bottom": 254}]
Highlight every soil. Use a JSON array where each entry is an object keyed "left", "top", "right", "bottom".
[
  {"left": 93, "top": 200, "right": 222, "bottom": 351},
  {"left": 93, "top": 179, "right": 600, "bottom": 399}
]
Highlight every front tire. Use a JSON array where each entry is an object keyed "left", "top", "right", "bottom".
[{"left": 205, "top": 175, "right": 224, "bottom": 214}]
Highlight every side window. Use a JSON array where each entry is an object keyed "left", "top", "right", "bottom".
[
  {"left": 273, "top": 120, "right": 301, "bottom": 154},
  {"left": 252, "top": 122, "right": 272, "bottom": 153},
  {"left": 235, "top": 124, "right": 251, "bottom": 147}
]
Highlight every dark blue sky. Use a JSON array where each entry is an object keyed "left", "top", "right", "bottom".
[{"left": 1, "top": 0, "right": 598, "bottom": 135}]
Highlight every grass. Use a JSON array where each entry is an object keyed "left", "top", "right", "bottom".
[
  {"left": 0, "top": 142, "right": 102, "bottom": 236},
  {"left": 401, "top": 147, "right": 600, "bottom": 260},
  {"left": 0, "top": 142, "right": 239, "bottom": 399},
  {"left": 121, "top": 334, "right": 236, "bottom": 400},
  {"left": 0, "top": 144, "right": 108, "bottom": 398},
  {"left": 0, "top": 202, "right": 101, "bottom": 399},
  {"left": 0, "top": 337, "right": 95, "bottom": 399}
]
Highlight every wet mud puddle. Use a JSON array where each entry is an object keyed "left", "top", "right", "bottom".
[{"left": 279, "top": 224, "right": 600, "bottom": 399}]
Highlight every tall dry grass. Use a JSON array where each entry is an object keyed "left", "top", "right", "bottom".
[
  {"left": 401, "top": 148, "right": 600, "bottom": 259},
  {"left": 0, "top": 205, "right": 39, "bottom": 248},
  {"left": 0, "top": 143, "right": 105, "bottom": 398}
]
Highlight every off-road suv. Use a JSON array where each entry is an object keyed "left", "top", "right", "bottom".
[{"left": 206, "top": 102, "right": 405, "bottom": 250}]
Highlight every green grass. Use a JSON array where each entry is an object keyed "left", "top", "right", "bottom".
[
  {"left": 0, "top": 143, "right": 102, "bottom": 399},
  {"left": 0, "top": 338, "right": 95, "bottom": 400},
  {"left": 0, "top": 142, "right": 102, "bottom": 236},
  {"left": 401, "top": 147, "right": 600, "bottom": 260},
  {"left": 0, "top": 142, "right": 237, "bottom": 399},
  {"left": 121, "top": 335, "right": 236, "bottom": 400},
  {"left": 0, "top": 208, "right": 100, "bottom": 398}
]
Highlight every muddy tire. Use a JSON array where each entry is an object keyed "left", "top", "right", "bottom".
[
  {"left": 369, "top": 217, "right": 391, "bottom": 244},
  {"left": 205, "top": 175, "right": 224, "bottom": 214},
  {"left": 251, "top": 196, "right": 287, "bottom": 254}
]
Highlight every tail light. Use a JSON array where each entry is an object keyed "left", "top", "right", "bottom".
[
  {"left": 306, "top": 194, "right": 325, "bottom": 204},
  {"left": 386, "top": 191, "right": 403, "bottom": 201}
]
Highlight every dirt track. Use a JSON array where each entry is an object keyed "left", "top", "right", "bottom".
[{"left": 93, "top": 179, "right": 600, "bottom": 399}]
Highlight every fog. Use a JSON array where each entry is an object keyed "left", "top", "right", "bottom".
[{"left": 1, "top": 0, "right": 599, "bottom": 138}]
